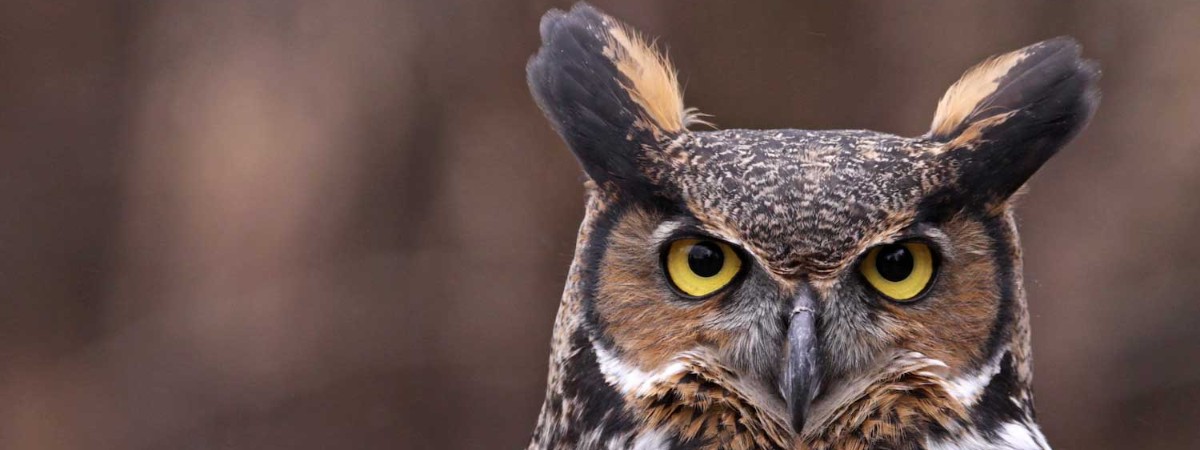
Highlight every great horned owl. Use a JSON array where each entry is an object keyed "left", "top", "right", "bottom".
[{"left": 525, "top": 4, "right": 1098, "bottom": 449}]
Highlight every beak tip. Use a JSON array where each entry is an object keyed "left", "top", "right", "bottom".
[
  {"left": 785, "top": 374, "right": 817, "bottom": 434},
  {"left": 790, "top": 406, "right": 807, "bottom": 435}
]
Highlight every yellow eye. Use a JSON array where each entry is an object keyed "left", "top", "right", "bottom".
[
  {"left": 859, "top": 242, "right": 937, "bottom": 301},
  {"left": 665, "top": 238, "right": 743, "bottom": 298}
]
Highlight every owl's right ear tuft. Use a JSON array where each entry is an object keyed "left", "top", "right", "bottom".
[{"left": 527, "top": 3, "right": 698, "bottom": 195}]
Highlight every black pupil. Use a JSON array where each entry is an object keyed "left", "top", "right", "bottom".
[
  {"left": 687, "top": 242, "right": 725, "bottom": 277},
  {"left": 876, "top": 244, "right": 914, "bottom": 282}
]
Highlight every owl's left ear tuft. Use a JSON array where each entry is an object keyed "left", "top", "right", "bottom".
[
  {"left": 926, "top": 37, "right": 1100, "bottom": 209},
  {"left": 527, "top": 3, "right": 701, "bottom": 195},
  {"left": 928, "top": 37, "right": 1099, "bottom": 144}
]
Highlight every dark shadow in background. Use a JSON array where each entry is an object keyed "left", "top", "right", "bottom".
[{"left": 1, "top": 1, "right": 1198, "bottom": 449}]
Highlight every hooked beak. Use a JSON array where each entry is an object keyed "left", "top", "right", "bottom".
[{"left": 781, "top": 286, "right": 820, "bottom": 433}]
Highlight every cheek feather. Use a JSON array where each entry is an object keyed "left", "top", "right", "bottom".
[
  {"left": 880, "top": 216, "right": 1000, "bottom": 374},
  {"left": 593, "top": 343, "right": 693, "bottom": 397},
  {"left": 593, "top": 206, "right": 789, "bottom": 384},
  {"left": 944, "top": 350, "right": 1006, "bottom": 407},
  {"left": 592, "top": 207, "right": 734, "bottom": 369}
]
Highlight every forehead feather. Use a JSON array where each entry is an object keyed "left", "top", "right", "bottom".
[{"left": 668, "top": 129, "right": 944, "bottom": 273}]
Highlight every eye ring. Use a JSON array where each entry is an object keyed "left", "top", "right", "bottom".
[
  {"left": 661, "top": 237, "right": 745, "bottom": 299},
  {"left": 859, "top": 240, "right": 939, "bottom": 302}
]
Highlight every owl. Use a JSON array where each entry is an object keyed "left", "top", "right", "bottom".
[{"left": 525, "top": 4, "right": 1098, "bottom": 450}]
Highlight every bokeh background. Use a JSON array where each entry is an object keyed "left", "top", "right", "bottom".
[{"left": 2, "top": 0, "right": 1198, "bottom": 448}]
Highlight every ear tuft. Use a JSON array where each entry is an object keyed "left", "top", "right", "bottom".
[
  {"left": 527, "top": 3, "right": 700, "bottom": 192},
  {"left": 928, "top": 37, "right": 1100, "bottom": 143},
  {"left": 921, "top": 37, "right": 1100, "bottom": 210}
]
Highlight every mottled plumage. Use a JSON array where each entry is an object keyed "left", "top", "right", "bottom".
[{"left": 526, "top": 4, "right": 1098, "bottom": 449}]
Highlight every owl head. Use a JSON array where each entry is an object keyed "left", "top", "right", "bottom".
[{"left": 526, "top": 4, "right": 1098, "bottom": 449}]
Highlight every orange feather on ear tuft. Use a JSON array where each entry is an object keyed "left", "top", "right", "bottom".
[{"left": 603, "top": 23, "right": 708, "bottom": 133}]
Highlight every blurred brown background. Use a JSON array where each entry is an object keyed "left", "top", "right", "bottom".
[{"left": 1, "top": 0, "right": 1198, "bottom": 449}]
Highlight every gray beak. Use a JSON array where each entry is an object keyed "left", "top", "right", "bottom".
[{"left": 782, "top": 286, "right": 820, "bottom": 433}]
